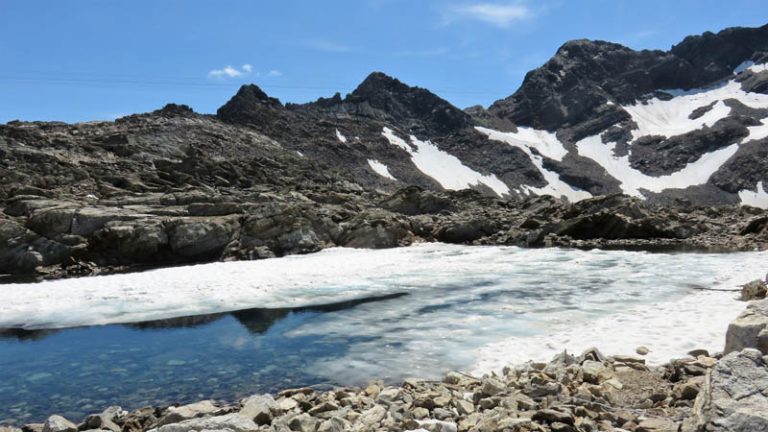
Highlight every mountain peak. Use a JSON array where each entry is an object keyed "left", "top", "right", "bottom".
[
  {"left": 216, "top": 84, "right": 284, "bottom": 127},
  {"left": 349, "top": 72, "right": 412, "bottom": 98}
]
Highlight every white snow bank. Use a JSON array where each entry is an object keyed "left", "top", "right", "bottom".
[
  {"left": 335, "top": 129, "right": 347, "bottom": 143},
  {"left": 367, "top": 159, "right": 396, "bottom": 180},
  {"left": 382, "top": 127, "right": 509, "bottom": 196},
  {"left": 477, "top": 127, "right": 592, "bottom": 202},
  {"left": 744, "top": 119, "right": 768, "bottom": 143},
  {"left": 624, "top": 80, "right": 768, "bottom": 141},
  {"left": 749, "top": 62, "right": 768, "bottom": 73},
  {"left": 576, "top": 135, "right": 740, "bottom": 198},
  {"left": 477, "top": 126, "right": 568, "bottom": 161},
  {"left": 739, "top": 181, "right": 768, "bottom": 209}
]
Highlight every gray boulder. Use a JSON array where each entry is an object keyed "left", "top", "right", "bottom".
[
  {"left": 740, "top": 279, "right": 768, "bottom": 301},
  {"left": 155, "top": 400, "right": 219, "bottom": 426},
  {"left": 683, "top": 349, "right": 768, "bottom": 431},
  {"left": 167, "top": 217, "right": 240, "bottom": 257},
  {"left": 725, "top": 298, "right": 768, "bottom": 354},
  {"left": 41, "top": 416, "right": 77, "bottom": 432},
  {"left": 147, "top": 413, "right": 258, "bottom": 432}
]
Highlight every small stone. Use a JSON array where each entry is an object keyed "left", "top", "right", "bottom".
[
  {"left": 611, "top": 355, "right": 646, "bottom": 365},
  {"left": 740, "top": 279, "right": 767, "bottom": 301},
  {"left": 480, "top": 377, "right": 505, "bottom": 396},
  {"left": 308, "top": 401, "right": 339, "bottom": 416},
  {"left": 288, "top": 413, "right": 317, "bottom": 432},
  {"left": 317, "top": 417, "right": 347, "bottom": 432},
  {"left": 42, "top": 416, "right": 77, "bottom": 432},
  {"left": 358, "top": 405, "right": 386, "bottom": 427},
  {"left": 157, "top": 400, "right": 218, "bottom": 426},
  {"left": 673, "top": 379, "right": 700, "bottom": 401},
  {"left": 532, "top": 409, "right": 575, "bottom": 425},
  {"left": 412, "top": 407, "right": 429, "bottom": 420},
  {"left": 636, "top": 346, "right": 650, "bottom": 355},
  {"left": 278, "top": 398, "right": 299, "bottom": 412},
  {"left": 454, "top": 399, "right": 474, "bottom": 415},
  {"left": 636, "top": 417, "right": 679, "bottom": 432},
  {"left": 417, "top": 419, "right": 457, "bottom": 432},
  {"left": 240, "top": 394, "right": 279, "bottom": 425},
  {"left": 581, "top": 360, "right": 610, "bottom": 384},
  {"left": 687, "top": 349, "right": 710, "bottom": 357}
]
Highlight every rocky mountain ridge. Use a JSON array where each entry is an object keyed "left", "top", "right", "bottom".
[{"left": 2, "top": 23, "right": 768, "bottom": 276}]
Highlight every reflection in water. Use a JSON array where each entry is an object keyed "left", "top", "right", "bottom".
[
  {"left": 0, "top": 292, "right": 409, "bottom": 341},
  {"left": 0, "top": 292, "right": 407, "bottom": 425}
]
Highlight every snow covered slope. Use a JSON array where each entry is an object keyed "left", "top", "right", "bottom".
[{"left": 382, "top": 127, "right": 510, "bottom": 196}]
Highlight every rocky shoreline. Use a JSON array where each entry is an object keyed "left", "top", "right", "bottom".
[
  {"left": 3, "top": 283, "right": 766, "bottom": 432},
  {"left": 2, "top": 186, "right": 768, "bottom": 281}
]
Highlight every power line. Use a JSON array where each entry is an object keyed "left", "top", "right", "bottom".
[{"left": 0, "top": 74, "right": 509, "bottom": 97}]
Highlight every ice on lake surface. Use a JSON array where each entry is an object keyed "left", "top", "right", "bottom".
[{"left": 0, "top": 244, "right": 765, "bottom": 424}]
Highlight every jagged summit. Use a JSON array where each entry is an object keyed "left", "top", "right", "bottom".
[
  {"left": 487, "top": 24, "right": 768, "bottom": 133},
  {"left": 153, "top": 103, "right": 195, "bottom": 117},
  {"left": 216, "top": 84, "right": 285, "bottom": 130}
]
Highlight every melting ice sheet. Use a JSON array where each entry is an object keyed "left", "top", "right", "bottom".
[{"left": 1, "top": 244, "right": 765, "bottom": 378}]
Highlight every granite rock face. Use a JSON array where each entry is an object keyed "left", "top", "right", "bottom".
[{"left": 683, "top": 349, "right": 768, "bottom": 432}]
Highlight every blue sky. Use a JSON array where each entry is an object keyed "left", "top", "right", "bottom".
[{"left": 1, "top": 0, "right": 766, "bottom": 123}]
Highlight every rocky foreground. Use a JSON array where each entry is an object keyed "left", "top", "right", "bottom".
[
  {"left": 4, "top": 283, "right": 767, "bottom": 432},
  {"left": 2, "top": 185, "right": 768, "bottom": 280}
]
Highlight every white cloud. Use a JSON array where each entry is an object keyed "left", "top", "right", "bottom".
[
  {"left": 207, "top": 64, "right": 282, "bottom": 80},
  {"left": 448, "top": 2, "right": 533, "bottom": 27},
  {"left": 208, "top": 65, "right": 245, "bottom": 79}
]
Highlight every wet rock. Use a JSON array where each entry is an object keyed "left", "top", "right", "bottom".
[{"left": 740, "top": 279, "right": 768, "bottom": 300}]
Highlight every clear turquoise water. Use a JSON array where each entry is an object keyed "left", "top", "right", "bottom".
[{"left": 0, "top": 296, "right": 398, "bottom": 425}]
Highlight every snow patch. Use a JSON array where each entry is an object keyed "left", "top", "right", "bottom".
[
  {"left": 624, "top": 80, "right": 768, "bottom": 141},
  {"left": 335, "top": 129, "right": 347, "bottom": 143},
  {"left": 295, "top": 151, "right": 304, "bottom": 157},
  {"left": 576, "top": 135, "right": 739, "bottom": 198},
  {"left": 749, "top": 62, "right": 768, "bottom": 73},
  {"left": 367, "top": 159, "right": 396, "bottom": 180},
  {"left": 477, "top": 127, "right": 591, "bottom": 202},
  {"left": 382, "top": 127, "right": 509, "bottom": 196},
  {"left": 744, "top": 119, "right": 768, "bottom": 143},
  {"left": 739, "top": 181, "right": 768, "bottom": 209}
]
